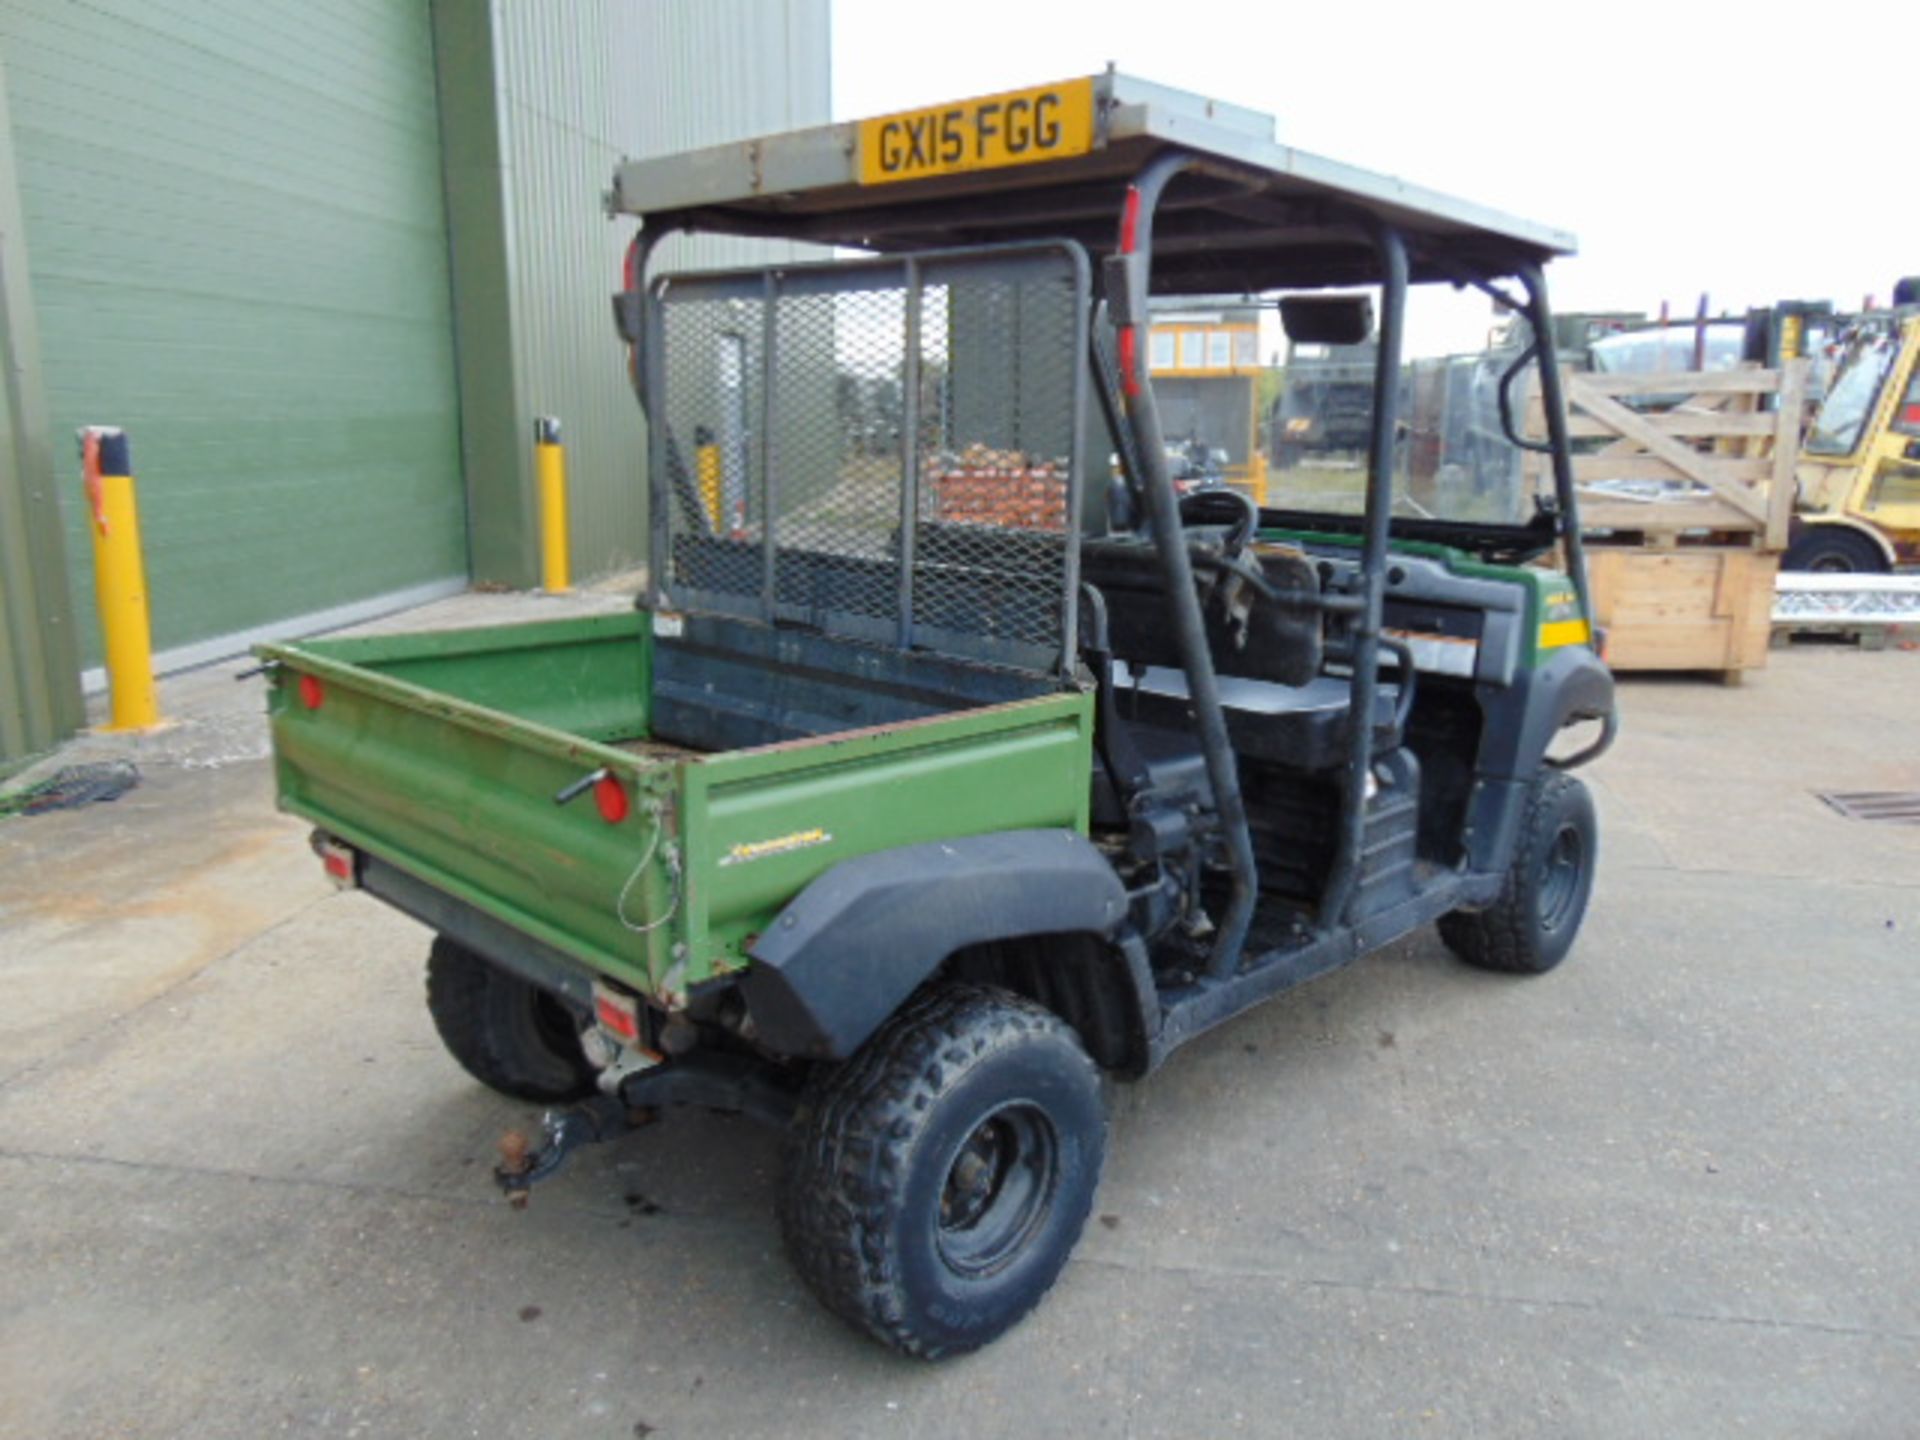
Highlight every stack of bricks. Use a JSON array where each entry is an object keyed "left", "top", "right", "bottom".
[{"left": 930, "top": 445, "right": 1068, "bottom": 531}]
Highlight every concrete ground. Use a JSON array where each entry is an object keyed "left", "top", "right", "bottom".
[{"left": 3, "top": 603, "right": 1917, "bottom": 1440}]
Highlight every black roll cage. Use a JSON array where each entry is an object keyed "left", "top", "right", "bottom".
[
  {"left": 621, "top": 148, "right": 1591, "bottom": 984},
  {"left": 1099, "top": 155, "right": 1589, "bottom": 978}
]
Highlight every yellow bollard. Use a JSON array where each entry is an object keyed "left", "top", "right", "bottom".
[
  {"left": 535, "top": 416, "right": 570, "bottom": 593},
  {"left": 694, "top": 424, "right": 723, "bottom": 533},
  {"left": 80, "top": 426, "right": 161, "bottom": 731}
]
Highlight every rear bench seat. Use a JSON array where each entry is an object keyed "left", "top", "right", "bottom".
[{"left": 1083, "top": 536, "right": 1397, "bottom": 777}]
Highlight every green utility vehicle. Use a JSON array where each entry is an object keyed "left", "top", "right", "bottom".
[{"left": 263, "top": 72, "right": 1614, "bottom": 1358}]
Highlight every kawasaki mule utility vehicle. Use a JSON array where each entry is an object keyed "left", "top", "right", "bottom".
[{"left": 262, "top": 72, "right": 1614, "bottom": 1358}]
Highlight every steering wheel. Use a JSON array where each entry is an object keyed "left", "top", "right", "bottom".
[{"left": 1177, "top": 487, "right": 1258, "bottom": 558}]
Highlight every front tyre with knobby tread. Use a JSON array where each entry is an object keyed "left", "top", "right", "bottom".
[
  {"left": 424, "top": 936, "right": 597, "bottom": 1102},
  {"left": 1439, "top": 771, "right": 1597, "bottom": 974},
  {"left": 779, "top": 983, "right": 1106, "bottom": 1359}
]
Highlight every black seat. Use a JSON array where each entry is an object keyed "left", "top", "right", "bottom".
[
  {"left": 1123, "top": 666, "right": 1400, "bottom": 772},
  {"left": 1081, "top": 537, "right": 1323, "bottom": 689}
]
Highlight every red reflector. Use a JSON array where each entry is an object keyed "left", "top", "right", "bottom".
[
  {"left": 594, "top": 990, "right": 640, "bottom": 1041},
  {"left": 1904, "top": 403, "right": 1920, "bottom": 427},
  {"left": 298, "top": 674, "right": 323, "bottom": 710},
  {"left": 313, "top": 836, "right": 358, "bottom": 889},
  {"left": 594, "top": 774, "right": 630, "bottom": 824},
  {"left": 1119, "top": 185, "right": 1141, "bottom": 254},
  {"left": 1118, "top": 326, "right": 1140, "bottom": 398}
]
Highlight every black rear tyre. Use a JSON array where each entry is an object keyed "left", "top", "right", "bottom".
[
  {"left": 424, "top": 936, "right": 597, "bottom": 1102},
  {"left": 1781, "top": 527, "right": 1888, "bottom": 575},
  {"left": 1439, "top": 772, "right": 1597, "bottom": 974},
  {"left": 779, "top": 983, "right": 1106, "bottom": 1359}
]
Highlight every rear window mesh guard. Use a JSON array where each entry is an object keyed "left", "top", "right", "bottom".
[{"left": 645, "top": 242, "right": 1091, "bottom": 674}]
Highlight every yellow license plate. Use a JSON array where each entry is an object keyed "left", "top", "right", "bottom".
[{"left": 858, "top": 77, "right": 1097, "bottom": 186}]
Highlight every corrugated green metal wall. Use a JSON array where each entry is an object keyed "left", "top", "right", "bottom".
[
  {"left": 0, "top": 0, "right": 831, "bottom": 768},
  {"left": 447, "top": 0, "right": 832, "bottom": 587},
  {"left": 0, "top": 52, "right": 83, "bottom": 773},
  {"left": 0, "top": 0, "right": 468, "bottom": 670}
]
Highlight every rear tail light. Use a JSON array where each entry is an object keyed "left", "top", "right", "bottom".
[
  {"left": 592, "top": 981, "right": 643, "bottom": 1045},
  {"left": 311, "top": 834, "right": 358, "bottom": 890},
  {"left": 594, "top": 774, "right": 630, "bottom": 824}
]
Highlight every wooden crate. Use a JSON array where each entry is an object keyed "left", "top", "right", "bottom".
[
  {"left": 1527, "top": 361, "right": 1809, "bottom": 549},
  {"left": 1522, "top": 359, "right": 1809, "bottom": 680},
  {"left": 1586, "top": 546, "right": 1778, "bottom": 677}
]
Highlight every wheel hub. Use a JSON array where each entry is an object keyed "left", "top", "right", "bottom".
[
  {"left": 935, "top": 1103, "right": 1059, "bottom": 1276},
  {"left": 941, "top": 1125, "right": 1003, "bottom": 1228},
  {"left": 1538, "top": 823, "right": 1584, "bottom": 934}
]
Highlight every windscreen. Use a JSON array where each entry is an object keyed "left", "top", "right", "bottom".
[
  {"left": 1806, "top": 324, "right": 1899, "bottom": 457},
  {"left": 1261, "top": 283, "right": 1542, "bottom": 527}
]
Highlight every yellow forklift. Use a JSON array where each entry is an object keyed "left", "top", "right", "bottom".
[{"left": 1786, "top": 281, "right": 1920, "bottom": 572}]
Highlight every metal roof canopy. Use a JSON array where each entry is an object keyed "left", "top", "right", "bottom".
[{"left": 610, "top": 71, "right": 1576, "bottom": 293}]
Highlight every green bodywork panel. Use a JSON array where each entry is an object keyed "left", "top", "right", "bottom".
[{"left": 261, "top": 614, "right": 1093, "bottom": 1004}]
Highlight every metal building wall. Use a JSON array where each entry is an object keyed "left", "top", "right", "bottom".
[
  {"left": 448, "top": 0, "right": 831, "bottom": 587},
  {"left": 0, "top": 1, "right": 469, "bottom": 676},
  {"left": 0, "top": 53, "right": 83, "bottom": 772}
]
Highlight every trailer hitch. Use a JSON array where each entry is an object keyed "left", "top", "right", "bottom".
[
  {"left": 494, "top": 1053, "right": 800, "bottom": 1208},
  {"left": 495, "top": 1094, "right": 640, "bottom": 1207}
]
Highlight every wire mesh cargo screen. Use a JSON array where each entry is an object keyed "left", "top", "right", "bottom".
[{"left": 643, "top": 243, "right": 1092, "bottom": 674}]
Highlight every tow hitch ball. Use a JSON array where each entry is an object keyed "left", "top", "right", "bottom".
[{"left": 494, "top": 1094, "right": 642, "bottom": 1208}]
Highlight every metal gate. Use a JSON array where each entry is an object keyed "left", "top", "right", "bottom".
[{"left": 645, "top": 243, "right": 1091, "bottom": 672}]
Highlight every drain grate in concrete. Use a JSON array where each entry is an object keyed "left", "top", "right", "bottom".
[{"left": 1816, "top": 791, "right": 1920, "bottom": 824}]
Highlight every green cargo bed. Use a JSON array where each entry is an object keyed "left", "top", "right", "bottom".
[{"left": 261, "top": 612, "right": 1094, "bottom": 1002}]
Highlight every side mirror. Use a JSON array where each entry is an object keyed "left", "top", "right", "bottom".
[{"left": 1280, "top": 294, "right": 1374, "bottom": 346}]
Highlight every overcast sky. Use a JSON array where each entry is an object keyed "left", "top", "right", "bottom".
[{"left": 832, "top": 0, "right": 1908, "bottom": 352}]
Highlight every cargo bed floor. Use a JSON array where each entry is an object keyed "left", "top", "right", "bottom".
[{"left": 613, "top": 736, "right": 708, "bottom": 762}]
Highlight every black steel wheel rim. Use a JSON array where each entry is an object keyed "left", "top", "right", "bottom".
[
  {"left": 935, "top": 1103, "right": 1059, "bottom": 1277},
  {"left": 1538, "top": 823, "right": 1584, "bottom": 934},
  {"left": 1809, "top": 551, "right": 1858, "bottom": 574}
]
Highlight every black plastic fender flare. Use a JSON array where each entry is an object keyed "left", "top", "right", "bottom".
[
  {"left": 1480, "top": 644, "right": 1615, "bottom": 781},
  {"left": 1522, "top": 645, "right": 1616, "bottom": 774},
  {"left": 1463, "top": 644, "right": 1615, "bottom": 877},
  {"left": 740, "top": 829, "right": 1129, "bottom": 1061}
]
